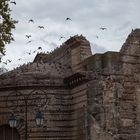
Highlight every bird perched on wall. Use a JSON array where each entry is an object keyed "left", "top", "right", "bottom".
[
  {"left": 10, "top": 1, "right": 16, "bottom": 5},
  {"left": 66, "top": 17, "right": 72, "bottom": 21},
  {"left": 25, "top": 35, "right": 32, "bottom": 38},
  {"left": 28, "top": 19, "right": 34, "bottom": 23},
  {"left": 100, "top": 27, "right": 107, "bottom": 30},
  {"left": 38, "top": 46, "right": 42, "bottom": 50},
  {"left": 38, "top": 26, "right": 44, "bottom": 29}
]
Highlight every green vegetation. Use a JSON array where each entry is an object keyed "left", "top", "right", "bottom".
[{"left": 0, "top": 0, "right": 17, "bottom": 55}]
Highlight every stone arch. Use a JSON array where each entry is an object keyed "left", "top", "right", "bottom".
[{"left": 0, "top": 124, "right": 20, "bottom": 140}]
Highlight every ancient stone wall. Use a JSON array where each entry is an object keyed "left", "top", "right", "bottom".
[
  {"left": 71, "top": 83, "right": 88, "bottom": 140},
  {"left": 0, "top": 88, "right": 75, "bottom": 140},
  {"left": 34, "top": 35, "right": 92, "bottom": 72},
  {"left": 86, "top": 51, "right": 122, "bottom": 140},
  {"left": 87, "top": 29, "right": 140, "bottom": 140},
  {"left": 1, "top": 30, "right": 140, "bottom": 140},
  {"left": 117, "top": 29, "right": 140, "bottom": 140}
]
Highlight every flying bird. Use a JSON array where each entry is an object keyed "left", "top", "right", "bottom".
[
  {"left": 38, "top": 26, "right": 44, "bottom": 29},
  {"left": 65, "top": 18, "right": 72, "bottom": 21},
  {"left": 7, "top": 59, "right": 12, "bottom": 63},
  {"left": 2, "top": 59, "right": 12, "bottom": 65},
  {"left": 18, "top": 58, "right": 22, "bottom": 61},
  {"left": 28, "top": 19, "right": 34, "bottom": 23},
  {"left": 3, "top": 62, "right": 7, "bottom": 65},
  {"left": 95, "top": 35, "right": 99, "bottom": 39},
  {"left": 100, "top": 27, "right": 107, "bottom": 30},
  {"left": 10, "top": 1, "right": 16, "bottom": 5},
  {"left": 33, "top": 50, "right": 37, "bottom": 53},
  {"left": 25, "top": 35, "right": 32, "bottom": 38},
  {"left": 59, "top": 36, "right": 65, "bottom": 41},
  {"left": 26, "top": 51, "right": 31, "bottom": 55},
  {"left": 26, "top": 40, "right": 33, "bottom": 44}
]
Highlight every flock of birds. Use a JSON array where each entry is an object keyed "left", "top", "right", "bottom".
[
  {"left": 25, "top": 17, "right": 74, "bottom": 44},
  {"left": 1, "top": 16, "right": 73, "bottom": 66},
  {"left": 1, "top": 0, "right": 108, "bottom": 68}
]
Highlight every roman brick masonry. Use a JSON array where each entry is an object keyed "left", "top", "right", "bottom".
[{"left": 0, "top": 29, "right": 140, "bottom": 140}]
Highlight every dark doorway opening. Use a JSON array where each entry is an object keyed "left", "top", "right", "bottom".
[{"left": 0, "top": 124, "right": 20, "bottom": 140}]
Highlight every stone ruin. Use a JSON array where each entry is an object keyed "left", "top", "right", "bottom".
[{"left": 0, "top": 29, "right": 140, "bottom": 140}]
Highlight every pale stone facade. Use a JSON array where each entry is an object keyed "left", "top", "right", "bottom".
[{"left": 0, "top": 30, "right": 140, "bottom": 140}]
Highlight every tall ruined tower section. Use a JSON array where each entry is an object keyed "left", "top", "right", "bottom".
[
  {"left": 87, "top": 29, "right": 140, "bottom": 140},
  {"left": 34, "top": 35, "right": 92, "bottom": 72},
  {"left": 118, "top": 29, "right": 140, "bottom": 140},
  {"left": 65, "top": 35, "right": 92, "bottom": 71}
]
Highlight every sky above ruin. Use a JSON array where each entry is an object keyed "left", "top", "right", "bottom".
[{"left": 1, "top": 0, "right": 140, "bottom": 70}]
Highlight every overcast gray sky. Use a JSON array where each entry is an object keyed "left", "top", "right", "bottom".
[{"left": 1, "top": 0, "right": 140, "bottom": 70}]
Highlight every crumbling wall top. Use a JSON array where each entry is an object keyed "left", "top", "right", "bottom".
[
  {"left": 120, "top": 28, "right": 140, "bottom": 55},
  {"left": 34, "top": 35, "right": 91, "bottom": 63},
  {"left": 0, "top": 62, "right": 72, "bottom": 87}
]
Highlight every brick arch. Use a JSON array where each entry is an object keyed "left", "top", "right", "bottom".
[{"left": 0, "top": 124, "right": 20, "bottom": 140}]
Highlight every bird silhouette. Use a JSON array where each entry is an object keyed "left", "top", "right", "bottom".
[
  {"left": 10, "top": 1, "right": 16, "bottom": 5},
  {"left": 2, "top": 59, "right": 12, "bottom": 65},
  {"left": 25, "top": 35, "right": 31, "bottom": 38},
  {"left": 38, "top": 46, "right": 42, "bottom": 50},
  {"left": 66, "top": 18, "right": 72, "bottom": 21},
  {"left": 38, "top": 26, "right": 44, "bottom": 29},
  {"left": 100, "top": 27, "right": 107, "bottom": 30},
  {"left": 59, "top": 36, "right": 65, "bottom": 41},
  {"left": 33, "top": 50, "right": 37, "bottom": 53},
  {"left": 7, "top": 59, "right": 12, "bottom": 63},
  {"left": 28, "top": 19, "right": 34, "bottom": 23},
  {"left": 26, "top": 51, "right": 31, "bottom": 55},
  {"left": 95, "top": 35, "right": 99, "bottom": 39},
  {"left": 26, "top": 40, "right": 33, "bottom": 44},
  {"left": 18, "top": 58, "right": 22, "bottom": 61},
  {"left": 3, "top": 62, "right": 7, "bottom": 65}
]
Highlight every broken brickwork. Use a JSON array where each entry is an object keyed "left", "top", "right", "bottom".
[{"left": 0, "top": 30, "right": 140, "bottom": 140}]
